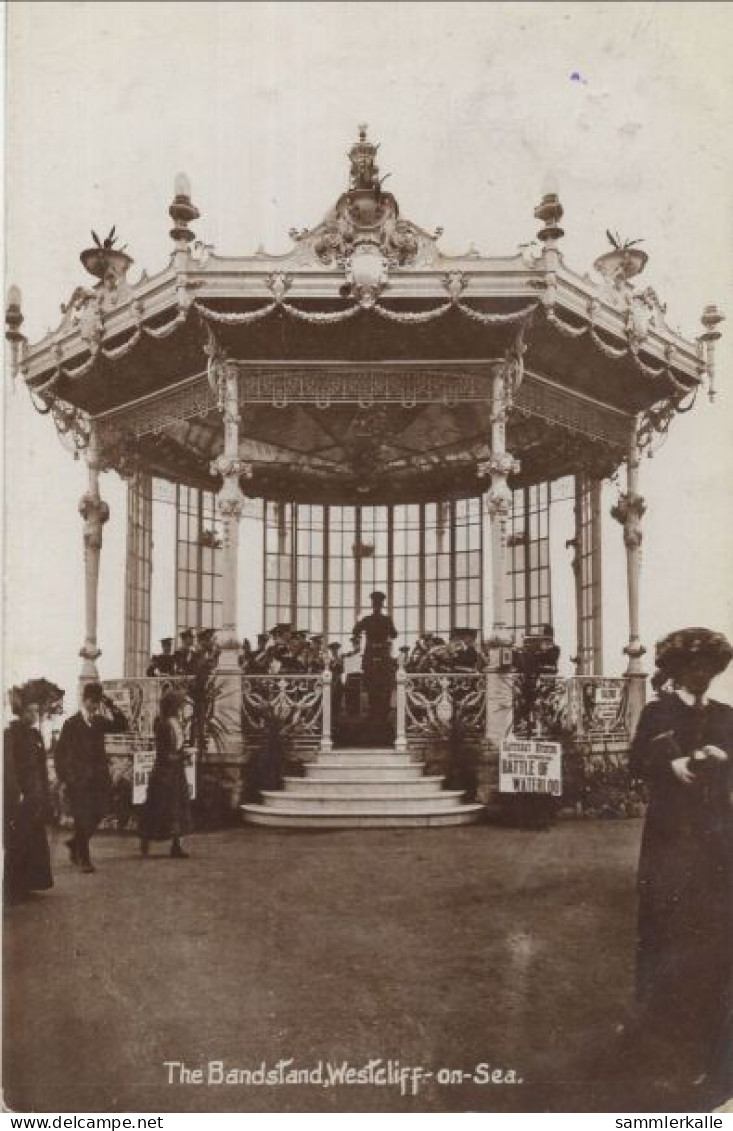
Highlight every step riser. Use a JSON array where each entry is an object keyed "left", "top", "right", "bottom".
[
  {"left": 259, "top": 794, "right": 465, "bottom": 814},
  {"left": 242, "top": 805, "right": 484, "bottom": 829},
  {"left": 283, "top": 778, "right": 445, "bottom": 798},
  {"left": 306, "top": 766, "right": 425, "bottom": 782},
  {"left": 329, "top": 748, "right": 400, "bottom": 755},
  {"left": 317, "top": 755, "right": 414, "bottom": 767}
]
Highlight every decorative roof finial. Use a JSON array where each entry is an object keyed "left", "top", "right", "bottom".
[
  {"left": 169, "top": 171, "right": 200, "bottom": 247},
  {"left": 348, "top": 124, "right": 381, "bottom": 191},
  {"left": 699, "top": 303, "right": 725, "bottom": 402},
  {"left": 594, "top": 231, "right": 648, "bottom": 289},
  {"left": 80, "top": 227, "right": 133, "bottom": 289}
]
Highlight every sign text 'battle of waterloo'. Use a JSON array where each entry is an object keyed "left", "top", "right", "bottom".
[{"left": 499, "top": 738, "right": 562, "bottom": 796}]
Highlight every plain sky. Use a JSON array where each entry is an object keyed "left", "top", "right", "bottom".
[{"left": 4, "top": 1, "right": 733, "bottom": 705}]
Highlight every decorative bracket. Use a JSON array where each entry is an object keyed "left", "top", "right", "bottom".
[{"left": 443, "top": 271, "right": 467, "bottom": 303}]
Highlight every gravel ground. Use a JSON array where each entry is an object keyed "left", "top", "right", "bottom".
[{"left": 2, "top": 819, "right": 719, "bottom": 1113}]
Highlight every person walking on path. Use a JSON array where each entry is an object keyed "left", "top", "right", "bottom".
[
  {"left": 139, "top": 689, "right": 192, "bottom": 859},
  {"left": 628, "top": 626, "right": 733, "bottom": 1098},
  {"left": 3, "top": 684, "right": 54, "bottom": 901},
  {"left": 53, "top": 682, "right": 128, "bottom": 874}
]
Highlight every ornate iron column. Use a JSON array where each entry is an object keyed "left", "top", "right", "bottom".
[
  {"left": 210, "top": 360, "right": 251, "bottom": 672},
  {"left": 611, "top": 424, "right": 647, "bottom": 730},
  {"left": 79, "top": 425, "right": 110, "bottom": 680},
  {"left": 483, "top": 365, "right": 519, "bottom": 646}
]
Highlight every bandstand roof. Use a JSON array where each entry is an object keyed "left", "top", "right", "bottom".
[{"left": 14, "top": 127, "right": 715, "bottom": 505}]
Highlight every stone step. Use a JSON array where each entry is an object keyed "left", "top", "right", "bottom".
[
  {"left": 259, "top": 791, "right": 466, "bottom": 813},
  {"left": 241, "top": 803, "right": 485, "bottom": 829},
  {"left": 282, "top": 776, "right": 445, "bottom": 797},
  {"left": 317, "top": 752, "right": 414, "bottom": 767},
  {"left": 330, "top": 747, "right": 400, "bottom": 755},
  {"left": 306, "top": 763, "right": 426, "bottom": 782}
]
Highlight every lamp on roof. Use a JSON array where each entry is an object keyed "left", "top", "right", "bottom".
[
  {"left": 5, "top": 284, "right": 23, "bottom": 338},
  {"left": 169, "top": 171, "right": 200, "bottom": 247},
  {"left": 699, "top": 303, "right": 725, "bottom": 403},
  {"left": 5, "top": 284, "right": 26, "bottom": 384},
  {"left": 534, "top": 172, "right": 564, "bottom": 245}
]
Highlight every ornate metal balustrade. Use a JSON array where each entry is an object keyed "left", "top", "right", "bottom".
[
  {"left": 506, "top": 672, "right": 631, "bottom": 749},
  {"left": 101, "top": 676, "right": 191, "bottom": 739},
  {"left": 401, "top": 672, "right": 488, "bottom": 741},
  {"left": 565, "top": 676, "right": 630, "bottom": 747},
  {"left": 240, "top": 672, "right": 330, "bottom": 753}
]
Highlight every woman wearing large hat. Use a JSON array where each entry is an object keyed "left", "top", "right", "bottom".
[
  {"left": 629, "top": 627, "right": 733, "bottom": 1096},
  {"left": 3, "top": 682, "right": 57, "bottom": 901}
]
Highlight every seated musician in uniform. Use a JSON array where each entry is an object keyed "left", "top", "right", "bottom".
[
  {"left": 173, "top": 629, "right": 197, "bottom": 675},
  {"left": 147, "top": 637, "right": 176, "bottom": 677}
]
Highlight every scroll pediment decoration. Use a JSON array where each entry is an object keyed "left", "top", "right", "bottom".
[{"left": 288, "top": 125, "right": 443, "bottom": 273}]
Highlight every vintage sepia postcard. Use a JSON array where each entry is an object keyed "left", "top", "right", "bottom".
[{"left": 3, "top": 1, "right": 732, "bottom": 1118}]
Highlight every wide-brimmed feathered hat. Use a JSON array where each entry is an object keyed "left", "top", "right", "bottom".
[
  {"left": 654, "top": 627, "right": 733, "bottom": 679},
  {"left": 8, "top": 678, "right": 65, "bottom": 716}
]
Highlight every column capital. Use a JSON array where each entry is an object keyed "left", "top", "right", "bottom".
[
  {"left": 79, "top": 491, "right": 110, "bottom": 549},
  {"left": 478, "top": 452, "right": 520, "bottom": 482},
  {"left": 210, "top": 455, "right": 252, "bottom": 481},
  {"left": 611, "top": 490, "right": 646, "bottom": 548},
  {"left": 78, "top": 490, "right": 110, "bottom": 522}
]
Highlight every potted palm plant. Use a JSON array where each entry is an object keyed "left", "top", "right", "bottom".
[
  {"left": 594, "top": 230, "right": 647, "bottom": 286},
  {"left": 80, "top": 227, "right": 133, "bottom": 286}
]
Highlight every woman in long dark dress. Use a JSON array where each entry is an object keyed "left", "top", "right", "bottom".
[
  {"left": 3, "top": 685, "right": 53, "bottom": 900},
  {"left": 139, "top": 690, "right": 192, "bottom": 859},
  {"left": 629, "top": 627, "right": 733, "bottom": 1093}
]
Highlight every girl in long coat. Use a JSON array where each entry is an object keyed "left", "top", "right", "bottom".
[
  {"left": 139, "top": 689, "right": 192, "bottom": 858},
  {"left": 3, "top": 687, "right": 53, "bottom": 900},
  {"left": 629, "top": 627, "right": 733, "bottom": 1093}
]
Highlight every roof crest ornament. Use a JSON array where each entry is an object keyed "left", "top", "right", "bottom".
[{"left": 288, "top": 126, "right": 442, "bottom": 274}]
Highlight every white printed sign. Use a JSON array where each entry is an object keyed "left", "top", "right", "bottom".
[
  {"left": 133, "top": 748, "right": 197, "bottom": 804},
  {"left": 500, "top": 737, "right": 562, "bottom": 796}
]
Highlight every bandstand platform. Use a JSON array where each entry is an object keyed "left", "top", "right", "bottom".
[{"left": 8, "top": 127, "right": 723, "bottom": 829}]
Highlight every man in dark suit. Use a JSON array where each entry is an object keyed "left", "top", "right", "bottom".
[{"left": 53, "top": 682, "right": 128, "bottom": 873}]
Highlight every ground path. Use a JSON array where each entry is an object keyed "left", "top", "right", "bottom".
[{"left": 3, "top": 819, "right": 715, "bottom": 1112}]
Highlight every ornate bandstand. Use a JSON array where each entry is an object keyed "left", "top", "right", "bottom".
[{"left": 7, "top": 127, "right": 724, "bottom": 827}]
